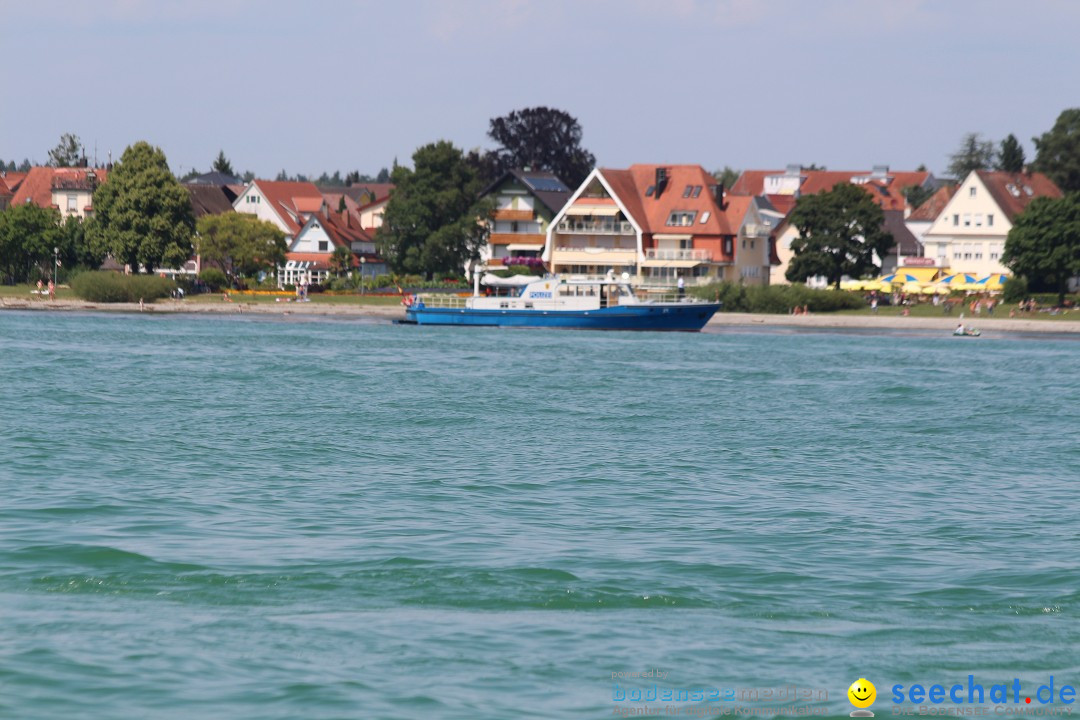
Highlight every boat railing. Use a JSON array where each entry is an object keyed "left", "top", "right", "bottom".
[
  {"left": 632, "top": 292, "right": 710, "bottom": 304},
  {"left": 416, "top": 294, "right": 470, "bottom": 309}
]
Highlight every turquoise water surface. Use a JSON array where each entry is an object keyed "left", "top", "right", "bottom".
[{"left": 1, "top": 311, "right": 1078, "bottom": 719}]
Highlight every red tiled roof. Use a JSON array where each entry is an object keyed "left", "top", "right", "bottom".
[
  {"left": 731, "top": 168, "right": 932, "bottom": 211},
  {"left": 975, "top": 170, "right": 1062, "bottom": 221},
  {"left": 2, "top": 172, "right": 28, "bottom": 192},
  {"left": 600, "top": 164, "right": 737, "bottom": 235},
  {"left": 10, "top": 167, "right": 108, "bottom": 209},
  {"left": 293, "top": 196, "right": 324, "bottom": 214},
  {"left": 908, "top": 185, "right": 957, "bottom": 222},
  {"left": 252, "top": 180, "right": 323, "bottom": 235},
  {"left": 764, "top": 194, "right": 797, "bottom": 216}
]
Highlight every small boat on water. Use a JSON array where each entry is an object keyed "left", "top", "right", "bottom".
[
  {"left": 401, "top": 272, "right": 721, "bottom": 331},
  {"left": 953, "top": 325, "right": 981, "bottom": 337}
]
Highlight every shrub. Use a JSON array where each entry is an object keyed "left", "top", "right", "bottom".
[
  {"left": 199, "top": 267, "right": 228, "bottom": 291},
  {"left": 1001, "top": 276, "right": 1028, "bottom": 304},
  {"left": 71, "top": 271, "right": 176, "bottom": 303},
  {"left": 689, "top": 282, "right": 863, "bottom": 313}
]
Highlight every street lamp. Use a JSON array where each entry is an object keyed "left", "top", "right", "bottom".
[{"left": 360, "top": 256, "right": 366, "bottom": 296}]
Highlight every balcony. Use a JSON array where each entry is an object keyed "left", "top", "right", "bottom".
[
  {"left": 493, "top": 209, "right": 535, "bottom": 222},
  {"left": 551, "top": 246, "right": 637, "bottom": 265},
  {"left": 556, "top": 219, "right": 635, "bottom": 235},
  {"left": 743, "top": 223, "right": 769, "bottom": 238},
  {"left": 644, "top": 248, "right": 713, "bottom": 262}
]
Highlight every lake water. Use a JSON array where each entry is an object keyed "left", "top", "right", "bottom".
[{"left": 1, "top": 311, "right": 1078, "bottom": 719}]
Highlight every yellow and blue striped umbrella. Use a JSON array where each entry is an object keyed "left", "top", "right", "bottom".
[
  {"left": 940, "top": 273, "right": 978, "bottom": 286},
  {"left": 976, "top": 273, "right": 1010, "bottom": 291}
]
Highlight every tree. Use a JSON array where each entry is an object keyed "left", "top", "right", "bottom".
[
  {"left": 948, "top": 132, "right": 995, "bottom": 181},
  {"left": 485, "top": 107, "right": 596, "bottom": 188},
  {"left": 902, "top": 184, "right": 934, "bottom": 210},
  {"left": 48, "top": 133, "right": 82, "bottom": 167},
  {"left": 1032, "top": 108, "right": 1080, "bottom": 193},
  {"left": 275, "top": 169, "right": 289, "bottom": 181},
  {"left": 0, "top": 202, "right": 63, "bottom": 282},
  {"left": 785, "top": 182, "right": 893, "bottom": 288},
  {"left": 376, "top": 166, "right": 391, "bottom": 183},
  {"left": 377, "top": 140, "right": 491, "bottom": 276},
  {"left": 17, "top": 159, "right": 31, "bottom": 172},
  {"left": 997, "top": 134, "right": 1026, "bottom": 173},
  {"left": 329, "top": 245, "right": 353, "bottom": 276},
  {"left": 195, "top": 213, "right": 287, "bottom": 279},
  {"left": 1002, "top": 194, "right": 1080, "bottom": 305},
  {"left": 712, "top": 166, "right": 740, "bottom": 190},
  {"left": 212, "top": 150, "right": 235, "bottom": 177},
  {"left": 86, "top": 141, "right": 195, "bottom": 273}
]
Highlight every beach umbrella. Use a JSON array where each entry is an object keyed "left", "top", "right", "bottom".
[
  {"left": 939, "top": 273, "right": 978, "bottom": 287},
  {"left": 920, "top": 285, "right": 941, "bottom": 295},
  {"left": 901, "top": 281, "right": 924, "bottom": 294},
  {"left": 880, "top": 273, "right": 921, "bottom": 285},
  {"left": 976, "top": 273, "right": 1009, "bottom": 291}
]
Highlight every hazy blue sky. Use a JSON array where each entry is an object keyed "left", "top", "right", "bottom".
[{"left": 2, "top": 0, "right": 1077, "bottom": 179}]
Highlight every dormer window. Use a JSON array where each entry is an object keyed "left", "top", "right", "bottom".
[
  {"left": 645, "top": 185, "right": 655, "bottom": 197},
  {"left": 682, "top": 185, "right": 693, "bottom": 198},
  {"left": 666, "top": 211, "right": 697, "bottom": 226},
  {"left": 692, "top": 186, "right": 702, "bottom": 198}
]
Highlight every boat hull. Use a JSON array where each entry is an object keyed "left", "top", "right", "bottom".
[{"left": 404, "top": 303, "right": 721, "bottom": 331}]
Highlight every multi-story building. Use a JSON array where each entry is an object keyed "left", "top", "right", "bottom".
[
  {"left": 480, "top": 169, "right": 570, "bottom": 268},
  {"left": 921, "top": 170, "right": 1062, "bottom": 277},
  {"left": 545, "top": 165, "right": 746, "bottom": 286},
  {"left": 10, "top": 166, "right": 109, "bottom": 221}
]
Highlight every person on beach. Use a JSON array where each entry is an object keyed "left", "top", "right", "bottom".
[
  {"left": 36, "top": 279, "right": 43, "bottom": 296},
  {"left": 48, "top": 280, "right": 55, "bottom": 301},
  {"left": 871, "top": 297, "right": 878, "bottom": 313}
]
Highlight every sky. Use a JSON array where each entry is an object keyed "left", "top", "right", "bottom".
[{"left": 2, "top": 0, "right": 1078, "bottom": 180}]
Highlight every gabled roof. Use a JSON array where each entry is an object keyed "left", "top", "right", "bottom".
[
  {"left": 329, "top": 183, "right": 395, "bottom": 205},
  {"left": 908, "top": 185, "right": 957, "bottom": 222},
  {"left": 184, "top": 184, "right": 235, "bottom": 218},
  {"left": 251, "top": 180, "right": 324, "bottom": 235},
  {"left": 597, "top": 164, "right": 737, "bottom": 236},
  {"left": 481, "top": 169, "right": 572, "bottom": 216},
  {"left": 10, "top": 167, "right": 108, "bottom": 209},
  {"left": 974, "top": 170, "right": 1062, "bottom": 221},
  {"left": 883, "top": 209, "right": 921, "bottom": 256},
  {"left": 2, "top": 172, "right": 28, "bottom": 192}
]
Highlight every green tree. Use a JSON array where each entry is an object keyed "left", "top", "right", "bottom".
[
  {"left": 712, "top": 166, "right": 740, "bottom": 190},
  {"left": 0, "top": 202, "right": 63, "bottom": 282},
  {"left": 785, "top": 183, "right": 894, "bottom": 289},
  {"left": 329, "top": 245, "right": 353, "bottom": 276},
  {"left": 902, "top": 184, "right": 934, "bottom": 210},
  {"left": 86, "top": 141, "right": 195, "bottom": 273},
  {"left": 997, "top": 134, "right": 1026, "bottom": 173},
  {"left": 48, "top": 133, "right": 82, "bottom": 167},
  {"left": 1032, "top": 108, "right": 1080, "bottom": 193},
  {"left": 485, "top": 107, "right": 596, "bottom": 188},
  {"left": 375, "top": 167, "right": 391, "bottom": 183},
  {"left": 1002, "top": 194, "right": 1080, "bottom": 305},
  {"left": 377, "top": 140, "right": 491, "bottom": 276},
  {"left": 948, "top": 132, "right": 995, "bottom": 181},
  {"left": 195, "top": 212, "right": 287, "bottom": 279},
  {"left": 211, "top": 150, "right": 235, "bottom": 177}
]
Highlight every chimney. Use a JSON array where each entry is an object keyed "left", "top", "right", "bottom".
[
  {"left": 654, "top": 167, "right": 668, "bottom": 199},
  {"left": 714, "top": 183, "right": 726, "bottom": 209}
]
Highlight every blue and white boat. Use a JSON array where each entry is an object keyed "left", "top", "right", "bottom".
[{"left": 402, "top": 272, "right": 721, "bottom": 331}]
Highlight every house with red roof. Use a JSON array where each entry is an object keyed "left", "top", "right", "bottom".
[
  {"left": 281, "top": 209, "right": 386, "bottom": 288},
  {"left": 731, "top": 165, "right": 935, "bottom": 285},
  {"left": 904, "top": 185, "right": 957, "bottom": 254},
  {"left": 479, "top": 169, "right": 571, "bottom": 269},
  {"left": 232, "top": 180, "right": 327, "bottom": 241},
  {"left": 545, "top": 165, "right": 765, "bottom": 287},
  {"left": 922, "top": 170, "right": 1062, "bottom": 277},
  {"left": 9, "top": 166, "right": 108, "bottom": 220}
]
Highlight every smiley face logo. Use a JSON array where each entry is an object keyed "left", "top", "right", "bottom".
[{"left": 848, "top": 678, "right": 876, "bottom": 712}]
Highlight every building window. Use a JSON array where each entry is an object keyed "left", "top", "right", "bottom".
[
  {"left": 970, "top": 186, "right": 976, "bottom": 197},
  {"left": 666, "top": 211, "right": 696, "bottom": 226},
  {"left": 975, "top": 213, "right": 983, "bottom": 226},
  {"left": 963, "top": 214, "right": 971, "bottom": 227},
  {"left": 511, "top": 221, "right": 519, "bottom": 232},
  {"left": 67, "top": 194, "right": 77, "bottom": 211},
  {"left": 692, "top": 186, "right": 702, "bottom": 198},
  {"left": 974, "top": 251, "right": 982, "bottom": 260},
  {"left": 742, "top": 239, "right": 746, "bottom": 249},
  {"left": 682, "top": 185, "right": 693, "bottom": 198},
  {"left": 990, "top": 250, "right": 1000, "bottom": 260},
  {"left": 987, "top": 214, "right": 994, "bottom": 227},
  {"left": 723, "top": 238, "right": 733, "bottom": 255},
  {"left": 750, "top": 240, "right": 755, "bottom": 249},
  {"left": 318, "top": 241, "right": 329, "bottom": 251},
  {"left": 953, "top": 249, "right": 962, "bottom": 259},
  {"left": 953, "top": 214, "right": 959, "bottom": 226}
]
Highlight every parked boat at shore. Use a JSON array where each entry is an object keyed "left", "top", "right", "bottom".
[{"left": 401, "top": 272, "right": 721, "bottom": 331}]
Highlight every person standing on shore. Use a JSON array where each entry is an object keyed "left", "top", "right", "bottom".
[{"left": 47, "top": 279, "right": 55, "bottom": 301}]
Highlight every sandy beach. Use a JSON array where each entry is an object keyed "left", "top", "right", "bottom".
[{"left": 4, "top": 296, "right": 1079, "bottom": 334}]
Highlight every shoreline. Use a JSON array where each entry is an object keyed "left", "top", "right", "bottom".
[{"left": 4, "top": 297, "right": 1080, "bottom": 334}]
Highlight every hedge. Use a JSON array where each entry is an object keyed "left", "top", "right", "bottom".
[
  {"left": 689, "top": 282, "right": 864, "bottom": 313},
  {"left": 70, "top": 271, "right": 176, "bottom": 303}
]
